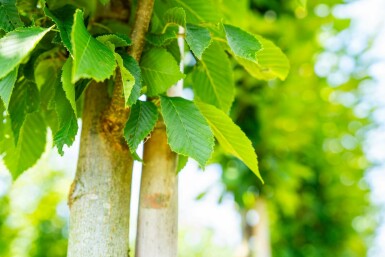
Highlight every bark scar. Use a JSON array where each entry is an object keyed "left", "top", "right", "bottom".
[{"left": 143, "top": 193, "right": 171, "bottom": 209}]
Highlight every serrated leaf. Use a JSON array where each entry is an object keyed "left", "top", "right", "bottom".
[
  {"left": 172, "top": 0, "right": 220, "bottom": 24},
  {"left": 0, "top": 66, "right": 18, "bottom": 109},
  {"left": 163, "top": 7, "right": 186, "bottom": 28},
  {"left": 141, "top": 48, "right": 184, "bottom": 96},
  {"left": 54, "top": 73, "right": 78, "bottom": 155},
  {"left": 44, "top": 5, "right": 76, "bottom": 54},
  {"left": 115, "top": 53, "right": 135, "bottom": 106},
  {"left": 146, "top": 28, "right": 178, "bottom": 47},
  {"left": 0, "top": 26, "right": 53, "bottom": 79},
  {"left": 0, "top": 0, "right": 23, "bottom": 32},
  {"left": 71, "top": 9, "right": 116, "bottom": 83},
  {"left": 4, "top": 112, "right": 46, "bottom": 179},
  {"left": 196, "top": 101, "right": 262, "bottom": 182},
  {"left": 120, "top": 53, "right": 142, "bottom": 106},
  {"left": 97, "top": 33, "right": 132, "bottom": 48},
  {"left": 191, "top": 42, "right": 234, "bottom": 113},
  {"left": 124, "top": 101, "right": 158, "bottom": 154},
  {"left": 8, "top": 80, "right": 40, "bottom": 143},
  {"left": 177, "top": 154, "right": 188, "bottom": 173},
  {"left": 61, "top": 58, "right": 77, "bottom": 114},
  {"left": 236, "top": 35, "right": 290, "bottom": 80},
  {"left": 186, "top": 23, "right": 211, "bottom": 59},
  {"left": 160, "top": 96, "right": 214, "bottom": 167},
  {"left": 223, "top": 24, "right": 261, "bottom": 61}
]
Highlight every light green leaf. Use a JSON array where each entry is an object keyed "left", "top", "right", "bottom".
[
  {"left": 54, "top": 73, "right": 78, "bottom": 155},
  {"left": 141, "top": 48, "right": 184, "bottom": 96},
  {"left": 236, "top": 35, "right": 290, "bottom": 80},
  {"left": 97, "top": 33, "right": 132, "bottom": 48},
  {"left": 99, "top": 0, "right": 110, "bottom": 5},
  {"left": 44, "top": 5, "right": 76, "bottom": 54},
  {"left": 196, "top": 101, "right": 262, "bottom": 182},
  {"left": 160, "top": 96, "right": 214, "bottom": 167},
  {"left": 4, "top": 112, "right": 46, "bottom": 179},
  {"left": 223, "top": 24, "right": 261, "bottom": 61},
  {"left": 0, "top": 0, "right": 23, "bottom": 32},
  {"left": 146, "top": 28, "right": 178, "bottom": 47},
  {"left": 0, "top": 26, "right": 52, "bottom": 79},
  {"left": 120, "top": 53, "right": 142, "bottom": 106},
  {"left": 177, "top": 154, "right": 188, "bottom": 173},
  {"left": 8, "top": 80, "right": 40, "bottom": 143},
  {"left": 115, "top": 53, "right": 135, "bottom": 106},
  {"left": 191, "top": 42, "right": 234, "bottom": 113},
  {"left": 61, "top": 58, "right": 77, "bottom": 114},
  {"left": 0, "top": 66, "right": 18, "bottom": 109},
  {"left": 172, "top": 0, "right": 220, "bottom": 23},
  {"left": 124, "top": 101, "right": 158, "bottom": 154},
  {"left": 186, "top": 23, "right": 211, "bottom": 59},
  {"left": 164, "top": 7, "right": 186, "bottom": 28},
  {"left": 71, "top": 9, "right": 116, "bottom": 83}
]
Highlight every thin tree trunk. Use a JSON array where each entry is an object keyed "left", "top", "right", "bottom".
[
  {"left": 252, "top": 197, "right": 271, "bottom": 257},
  {"left": 135, "top": 27, "right": 184, "bottom": 257},
  {"left": 67, "top": 82, "right": 133, "bottom": 257}
]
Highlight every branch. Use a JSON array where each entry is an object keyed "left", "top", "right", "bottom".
[{"left": 101, "top": 0, "right": 155, "bottom": 142}]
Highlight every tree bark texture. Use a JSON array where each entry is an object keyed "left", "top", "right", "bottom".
[{"left": 67, "top": 82, "right": 133, "bottom": 257}]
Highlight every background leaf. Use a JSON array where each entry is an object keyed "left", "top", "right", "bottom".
[
  {"left": 160, "top": 96, "right": 214, "bottom": 167},
  {"left": 0, "top": 0, "right": 23, "bottom": 32},
  {"left": 196, "top": 101, "right": 262, "bottom": 182},
  {"left": 120, "top": 52, "right": 142, "bottom": 106}
]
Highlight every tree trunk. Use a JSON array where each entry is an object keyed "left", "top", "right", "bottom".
[
  {"left": 252, "top": 198, "right": 271, "bottom": 257},
  {"left": 135, "top": 26, "right": 184, "bottom": 257},
  {"left": 67, "top": 82, "right": 133, "bottom": 257}
]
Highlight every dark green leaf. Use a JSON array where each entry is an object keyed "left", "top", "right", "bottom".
[
  {"left": 160, "top": 96, "right": 214, "bottom": 167},
  {"left": 0, "top": 0, "right": 23, "bottom": 32},
  {"left": 97, "top": 33, "right": 132, "bottom": 48},
  {"left": 44, "top": 5, "right": 76, "bottom": 53},
  {"left": 0, "top": 66, "right": 18, "bottom": 109},
  {"left": 124, "top": 101, "right": 158, "bottom": 154}
]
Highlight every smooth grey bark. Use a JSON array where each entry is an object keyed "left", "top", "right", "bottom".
[{"left": 67, "top": 82, "right": 133, "bottom": 257}]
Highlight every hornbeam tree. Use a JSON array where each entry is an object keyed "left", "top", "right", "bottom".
[{"left": 0, "top": 0, "right": 288, "bottom": 256}]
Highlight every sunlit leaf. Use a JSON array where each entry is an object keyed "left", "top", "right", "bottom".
[
  {"left": 0, "top": 66, "right": 18, "bottom": 109},
  {"left": 185, "top": 24, "right": 211, "bottom": 60}
]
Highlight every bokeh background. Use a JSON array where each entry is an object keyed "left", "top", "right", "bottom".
[{"left": 1, "top": 0, "right": 385, "bottom": 256}]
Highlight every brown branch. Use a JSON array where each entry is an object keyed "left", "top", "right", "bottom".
[{"left": 101, "top": 0, "right": 155, "bottom": 145}]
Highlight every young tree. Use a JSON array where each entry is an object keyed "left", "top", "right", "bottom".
[{"left": 0, "top": 0, "right": 288, "bottom": 256}]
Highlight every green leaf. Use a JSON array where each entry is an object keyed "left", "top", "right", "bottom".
[
  {"left": 4, "top": 112, "right": 46, "bottom": 179},
  {"left": 54, "top": 73, "right": 78, "bottom": 155},
  {"left": 196, "top": 101, "right": 262, "bottom": 182},
  {"left": 191, "top": 42, "right": 234, "bottom": 113},
  {"left": 0, "top": 0, "right": 23, "bottom": 32},
  {"left": 164, "top": 7, "right": 186, "bottom": 28},
  {"left": 71, "top": 9, "right": 116, "bottom": 83},
  {"left": 185, "top": 23, "right": 211, "bottom": 60},
  {"left": 61, "top": 58, "right": 77, "bottom": 114},
  {"left": 0, "top": 66, "right": 18, "bottom": 109},
  {"left": 146, "top": 28, "right": 178, "bottom": 47},
  {"left": 235, "top": 35, "right": 290, "bottom": 80},
  {"left": 172, "top": 0, "right": 220, "bottom": 24},
  {"left": 124, "top": 101, "right": 158, "bottom": 154},
  {"left": 8, "top": 80, "right": 40, "bottom": 143},
  {"left": 99, "top": 0, "right": 110, "bottom": 5},
  {"left": 223, "top": 24, "right": 261, "bottom": 61},
  {"left": 0, "top": 26, "right": 53, "bottom": 79},
  {"left": 160, "top": 96, "right": 214, "bottom": 167},
  {"left": 120, "top": 53, "right": 142, "bottom": 106},
  {"left": 141, "top": 48, "right": 184, "bottom": 96},
  {"left": 115, "top": 53, "right": 135, "bottom": 106},
  {"left": 44, "top": 5, "right": 76, "bottom": 54},
  {"left": 97, "top": 33, "right": 132, "bottom": 48},
  {"left": 177, "top": 154, "right": 188, "bottom": 173}
]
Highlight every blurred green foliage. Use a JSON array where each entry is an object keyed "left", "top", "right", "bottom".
[{"left": 215, "top": 0, "right": 375, "bottom": 256}]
